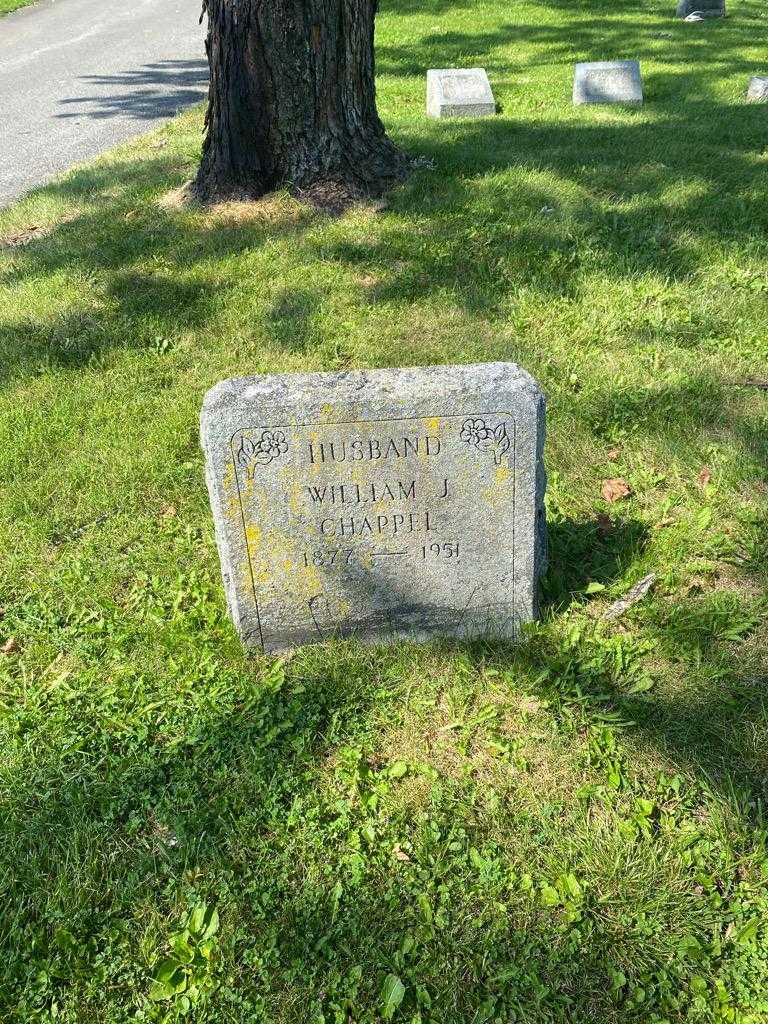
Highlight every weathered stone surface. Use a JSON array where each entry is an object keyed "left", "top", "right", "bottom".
[
  {"left": 573, "top": 61, "right": 643, "bottom": 105},
  {"left": 426, "top": 68, "right": 496, "bottom": 118},
  {"left": 747, "top": 77, "right": 768, "bottom": 102},
  {"left": 201, "top": 363, "right": 547, "bottom": 653},
  {"left": 676, "top": 0, "right": 724, "bottom": 17}
]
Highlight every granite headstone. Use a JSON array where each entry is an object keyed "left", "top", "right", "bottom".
[
  {"left": 201, "top": 363, "right": 547, "bottom": 653},
  {"left": 676, "top": 0, "right": 724, "bottom": 17},
  {"left": 427, "top": 68, "right": 496, "bottom": 118},
  {"left": 747, "top": 77, "right": 768, "bottom": 102},
  {"left": 573, "top": 61, "right": 643, "bottom": 105}
]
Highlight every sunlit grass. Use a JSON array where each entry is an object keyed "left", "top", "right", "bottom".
[
  {"left": 0, "top": 0, "right": 36, "bottom": 14},
  {"left": 0, "top": 0, "right": 767, "bottom": 1019}
]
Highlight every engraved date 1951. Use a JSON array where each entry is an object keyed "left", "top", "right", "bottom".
[{"left": 422, "top": 542, "right": 460, "bottom": 560}]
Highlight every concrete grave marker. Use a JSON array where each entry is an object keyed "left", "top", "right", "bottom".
[
  {"left": 201, "top": 363, "right": 547, "bottom": 653},
  {"left": 747, "top": 77, "right": 768, "bottom": 102},
  {"left": 676, "top": 0, "right": 724, "bottom": 17},
  {"left": 573, "top": 61, "right": 643, "bottom": 105},
  {"left": 427, "top": 68, "right": 496, "bottom": 118}
]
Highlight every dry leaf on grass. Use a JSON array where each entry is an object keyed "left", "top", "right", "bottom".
[
  {"left": 607, "top": 447, "right": 621, "bottom": 461},
  {"left": 697, "top": 467, "right": 712, "bottom": 488},
  {"left": 520, "top": 694, "right": 545, "bottom": 715},
  {"left": 392, "top": 844, "right": 411, "bottom": 862},
  {"left": 601, "top": 477, "right": 632, "bottom": 503},
  {"left": 1, "top": 637, "right": 19, "bottom": 655}
]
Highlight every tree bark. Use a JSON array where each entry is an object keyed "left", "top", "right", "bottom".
[{"left": 194, "top": 0, "right": 411, "bottom": 204}]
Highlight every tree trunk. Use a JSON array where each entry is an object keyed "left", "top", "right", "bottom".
[{"left": 194, "top": 0, "right": 411, "bottom": 204}]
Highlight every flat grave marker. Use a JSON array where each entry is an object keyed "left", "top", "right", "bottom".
[
  {"left": 426, "top": 68, "right": 496, "bottom": 118},
  {"left": 201, "top": 363, "right": 547, "bottom": 653},
  {"left": 573, "top": 61, "right": 643, "bottom": 105},
  {"left": 747, "top": 77, "right": 768, "bottom": 102}
]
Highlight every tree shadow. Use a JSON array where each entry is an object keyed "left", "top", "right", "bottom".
[
  {"left": 1, "top": 584, "right": 765, "bottom": 1017},
  {"left": 264, "top": 287, "right": 325, "bottom": 354},
  {"left": 0, "top": 154, "right": 315, "bottom": 380},
  {"left": 377, "top": 5, "right": 767, "bottom": 79},
  {"left": 344, "top": 103, "right": 768, "bottom": 308},
  {"left": 56, "top": 59, "right": 209, "bottom": 122},
  {"left": 1, "top": 2, "right": 767, "bottom": 1018},
  {"left": 3, "top": 616, "right": 761, "bottom": 1020}
]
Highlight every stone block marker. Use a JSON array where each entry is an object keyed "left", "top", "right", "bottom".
[
  {"left": 573, "top": 61, "right": 643, "bottom": 105},
  {"left": 201, "top": 363, "right": 547, "bottom": 653},
  {"left": 747, "top": 77, "right": 768, "bottom": 102},
  {"left": 676, "top": 0, "right": 724, "bottom": 17},
  {"left": 427, "top": 68, "right": 496, "bottom": 118}
]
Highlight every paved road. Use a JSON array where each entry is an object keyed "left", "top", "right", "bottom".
[{"left": 0, "top": 0, "right": 207, "bottom": 206}]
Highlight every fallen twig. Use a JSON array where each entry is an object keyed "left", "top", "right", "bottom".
[{"left": 603, "top": 573, "right": 656, "bottom": 621}]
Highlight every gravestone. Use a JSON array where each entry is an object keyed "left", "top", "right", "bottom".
[
  {"left": 676, "top": 0, "right": 724, "bottom": 17},
  {"left": 426, "top": 68, "right": 496, "bottom": 118},
  {"left": 201, "top": 363, "right": 547, "bottom": 653},
  {"left": 747, "top": 77, "right": 768, "bottom": 102},
  {"left": 573, "top": 61, "right": 643, "bottom": 105}
]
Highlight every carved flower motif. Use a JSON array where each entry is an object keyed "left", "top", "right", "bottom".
[
  {"left": 257, "top": 429, "right": 288, "bottom": 459},
  {"left": 460, "top": 417, "right": 512, "bottom": 466},
  {"left": 460, "top": 418, "right": 492, "bottom": 445},
  {"left": 237, "top": 429, "right": 289, "bottom": 478}
]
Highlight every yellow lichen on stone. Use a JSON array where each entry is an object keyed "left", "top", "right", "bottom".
[
  {"left": 245, "top": 524, "right": 262, "bottom": 548},
  {"left": 482, "top": 465, "right": 514, "bottom": 507},
  {"left": 291, "top": 561, "right": 322, "bottom": 596},
  {"left": 286, "top": 479, "right": 305, "bottom": 518}
]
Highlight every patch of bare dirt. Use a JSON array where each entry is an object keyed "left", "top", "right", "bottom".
[
  {"left": 156, "top": 181, "right": 199, "bottom": 211},
  {"left": 0, "top": 213, "right": 78, "bottom": 249},
  {"left": 1, "top": 224, "right": 49, "bottom": 248}
]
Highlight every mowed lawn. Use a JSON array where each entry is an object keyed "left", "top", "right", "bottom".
[
  {"left": 0, "top": 0, "right": 36, "bottom": 14},
  {"left": 1, "top": 0, "right": 768, "bottom": 1020}
]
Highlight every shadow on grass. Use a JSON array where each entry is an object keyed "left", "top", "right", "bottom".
[
  {"left": 0, "top": 600, "right": 765, "bottom": 1017},
  {"left": 357, "top": 106, "right": 768, "bottom": 310},
  {"left": 543, "top": 516, "right": 649, "bottom": 611},
  {"left": 0, "top": 657, "right": 594, "bottom": 1017},
  {"left": 377, "top": 1, "right": 766, "bottom": 78},
  {"left": 1, "top": 6, "right": 767, "bottom": 1018},
  {"left": 3, "top": 97, "right": 768, "bottom": 381}
]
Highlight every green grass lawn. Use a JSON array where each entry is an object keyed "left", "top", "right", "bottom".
[
  {"left": 0, "top": 0, "right": 36, "bottom": 14},
  {"left": 1, "top": 0, "right": 768, "bottom": 1020}
]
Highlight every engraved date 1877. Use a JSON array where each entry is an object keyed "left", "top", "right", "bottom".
[
  {"left": 302, "top": 548, "right": 355, "bottom": 568},
  {"left": 301, "top": 544, "right": 460, "bottom": 568}
]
